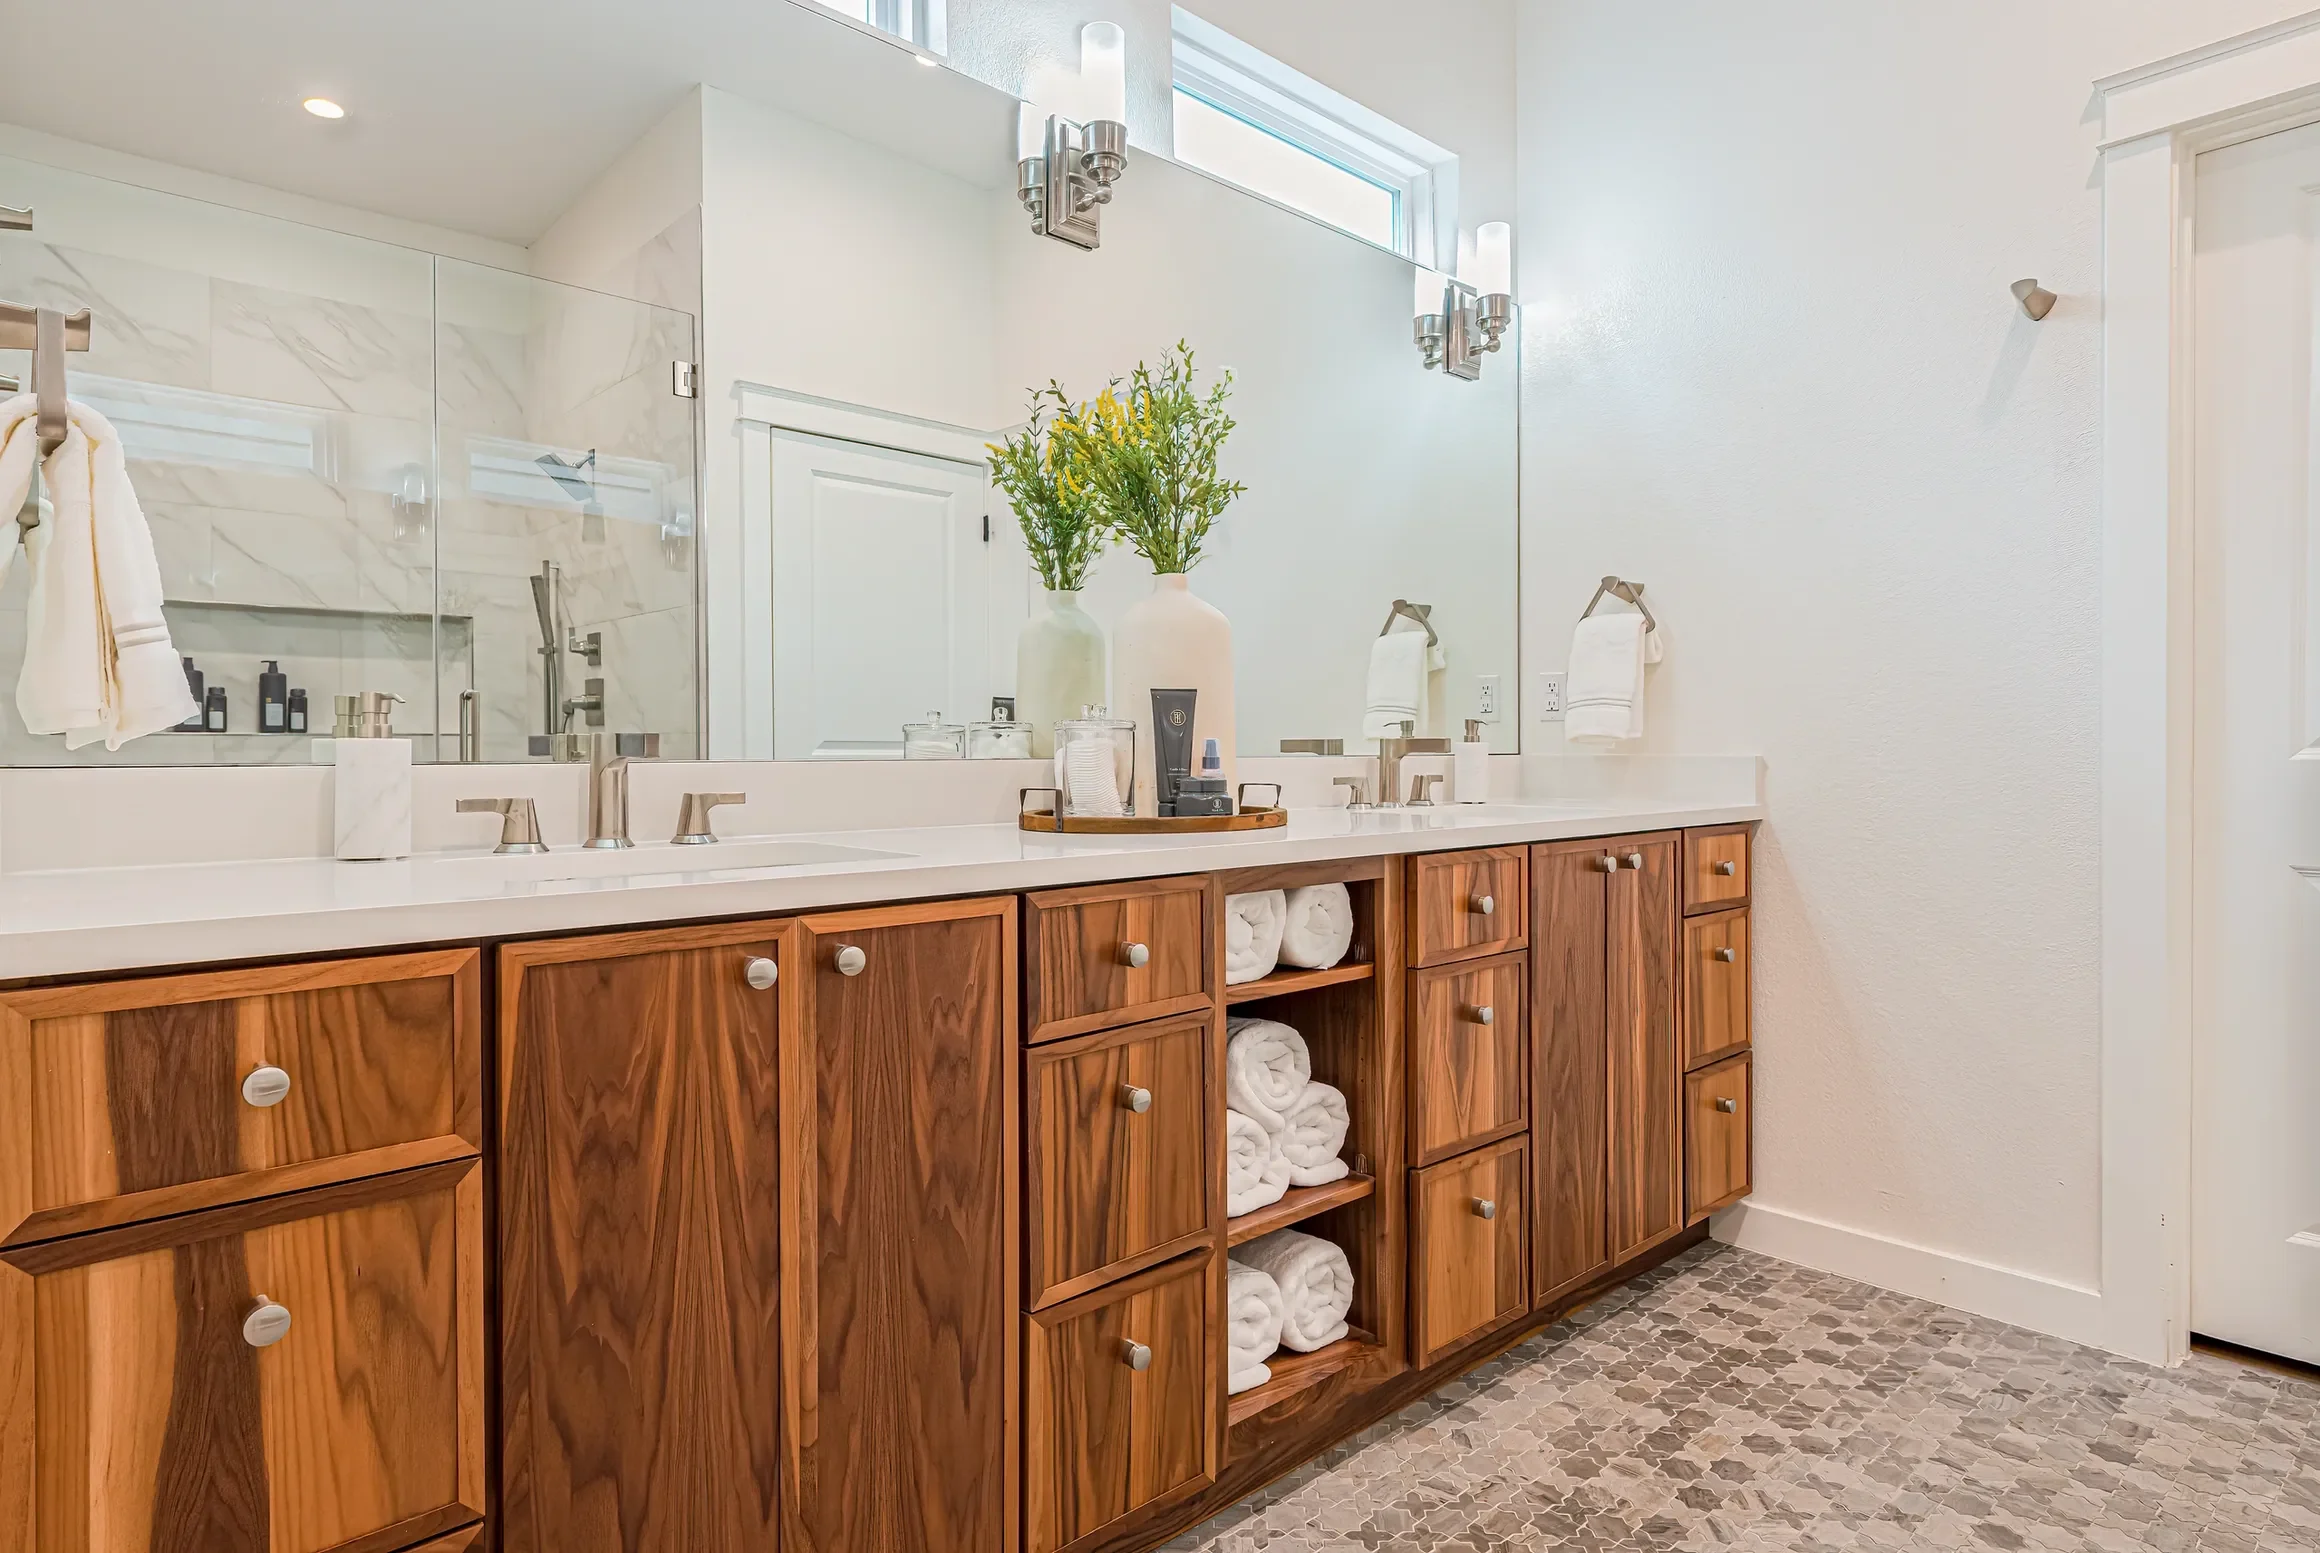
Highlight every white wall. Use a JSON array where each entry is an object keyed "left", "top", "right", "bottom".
[{"left": 1514, "top": 0, "right": 2316, "bottom": 1346}]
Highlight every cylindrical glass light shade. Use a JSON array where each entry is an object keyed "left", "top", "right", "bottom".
[
  {"left": 1471, "top": 221, "right": 1513, "bottom": 298},
  {"left": 1413, "top": 266, "right": 1445, "bottom": 319},
  {"left": 1081, "top": 22, "right": 1128, "bottom": 125},
  {"left": 1017, "top": 99, "right": 1044, "bottom": 162}
]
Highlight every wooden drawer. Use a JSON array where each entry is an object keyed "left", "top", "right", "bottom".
[
  {"left": 1409, "top": 952, "right": 1528, "bottom": 1166},
  {"left": 1686, "top": 1053, "right": 1752, "bottom": 1223},
  {"left": 1025, "top": 1250, "right": 1216, "bottom": 1553},
  {"left": 1, "top": 1157, "right": 485, "bottom": 1553},
  {"left": 1684, "top": 825, "right": 1750, "bottom": 913},
  {"left": 1409, "top": 1136, "right": 1528, "bottom": 1367},
  {"left": 1026, "top": 878, "right": 1212, "bottom": 1043},
  {"left": 1683, "top": 909, "right": 1750, "bottom": 1070},
  {"left": 1026, "top": 1013, "right": 1214, "bottom": 1308},
  {"left": 1407, "top": 847, "right": 1527, "bottom": 967},
  {"left": 0, "top": 949, "right": 481, "bottom": 1247}
]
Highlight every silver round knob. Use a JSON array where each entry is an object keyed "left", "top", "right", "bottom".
[
  {"left": 833, "top": 945, "right": 867, "bottom": 977},
  {"left": 1472, "top": 894, "right": 1495, "bottom": 916},
  {"left": 1120, "top": 942, "right": 1150, "bottom": 969},
  {"left": 1713, "top": 947, "right": 1738, "bottom": 964},
  {"left": 1119, "top": 1084, "right": 1153, "bottom": 1114},
  {"left": 745, "top": 957, "right": 779, "bottom": 990},
  {"left": 1120, "top": 1339, "right": 1153, "bottom": 1371},
  {"left": 1714, "top": 859, "right": 1738, "bottom": 876},
  {"left": 242, "top": 1299, "right": 293, "bottom": 1348},
  {"left": 1468, "top": 1005, "right": 1495, "bottom": 1026},
  {"left": 1715, "top": 1096, "right": 1739, "bottom": 1114},
  {"left": 1598, "top": 854, "right": 1619, "bottom": 873},
  {"left": 1626, "top": 853, "right": 1644, "bottom": 870},
  {"left": 241, "top": 1066, "right": 291, "bottom": 1109},
  {"left": 1471, "top": 1197, "right": 1497, "bottom": 1220}
]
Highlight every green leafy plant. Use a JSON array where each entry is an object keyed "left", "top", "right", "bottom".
[
  {"left": 987, "top": 384, "right": 1114, "bottom": 592},
  {"left": 1056, "top": 341, "right": 1246, "bottom": 575}
]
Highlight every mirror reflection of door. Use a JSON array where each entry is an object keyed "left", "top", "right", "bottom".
[{"left": 769, "top": 431, "right": 990, "bottom": 758}]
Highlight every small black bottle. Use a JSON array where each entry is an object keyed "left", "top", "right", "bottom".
[
  {"left": 177, "top": 656, "right": 205, "bottom": 732},
  {"left": 205, "top": 684, "right": 228, "bottom": 733},
  {"left": 258, "top": 660, "right": 288, "bottom": 733},
  {"left": 287, "top": 687, "right": 309, "bottom": 734}
]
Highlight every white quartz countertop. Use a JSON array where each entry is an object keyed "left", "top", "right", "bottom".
[{"left": 0, "top": 797, "right": 1762, "bottom": 981}]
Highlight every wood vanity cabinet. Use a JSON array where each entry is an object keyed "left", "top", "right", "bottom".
[
  {"left": 1408, "top": 1136, "right": 1529, "bottom": 1366},
  {"left": 1682, "top": 825, "right": 1756, "bottom": 1224}
]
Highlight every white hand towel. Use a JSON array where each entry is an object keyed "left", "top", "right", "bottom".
[
  {"left": 1237, "top": 1228, "right": 1353, "bottom": 1352},
  {"left": 1564, "top": 612, "right": 1650, "bottom": 746},
  {"left": 1225, "top": 1017, "right": 1311, "bottom": 1132},
  {"left": 1224, "top": 889, "right": 1287, "bottom": 986},
  {"left": 1226, "top": 1258, "right": 1287, "bottom": 1395},
  {"left": 1360, "top": 617, "right": 1447, "bottom": 739},
  {"left": 1278, "top": 883, "right": 1354, "bottom": 970},
  {"left": 0, "top": 396, "right": 194, "bottom": 749},
  {"left": 1277, "top": 1081, "right": 1350, "bottom": 1187},
  {"left": 1224, "top": 1106, "right": 1291, "bottom": 1217}
]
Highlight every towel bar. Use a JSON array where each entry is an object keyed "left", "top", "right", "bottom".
[
  {"left": 1579, "top": 576, "right": 1657, "bottom": 634},
  {"left": 1378, "top": 598, "right": 1437, "bottom": 646}
]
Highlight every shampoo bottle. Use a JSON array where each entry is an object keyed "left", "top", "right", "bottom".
[
  {"left": 1455, "top": 717, "right": 1490, "bottom": 804},
  {"left": 258, "top": 660, "right": 288, "bottom": 733},
  {"left": 332, "top": 692, "right": 412, "bottom": 861}
]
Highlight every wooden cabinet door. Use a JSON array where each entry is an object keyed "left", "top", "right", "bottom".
[
  {"left": 1409, "top": 1138, "right": 1528, "bottom": 1367},
  {"left": 2, "top": 1158, "right": 484, "bottom": 1553},
  {"left": 1410, "top": 952, "right": 1528, "bottom": 1166},
  {"left": 1023, "top": 1251, "right": 1215, "bottom": 1553},
  {"left": 1686, "top": 1053, "right": 1753, "bottom": 1223},
  {"left": 498, "top": 922, "right": 786, "bottom": 1553},
  {"left": 1682, "top": 909, "right": 1750, "bottom": 1070},
  {"left": 1406, "top": 847, "right": 1528, "bottom": 967},
  {"left": 783, "top": 900, "right": 1018, "bottom": 1553},
  {"left": 1025, "top": 879, "right": 1212, "bottom": 1043},
  {"left": 1606, "top": 835, "right": 1683, "bottom": 1263},
  {"left": 1531, "top": 841, "right": 1611, "bottom": 1304}
]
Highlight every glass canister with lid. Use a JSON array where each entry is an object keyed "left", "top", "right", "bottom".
[
  {"left": 967, "top": 718, "right": 1033, "bottom": 759},
  {"left": 902, "top": 712, "right": 965, "bottom": 759},
  {"left": 1051, "top": 706, "right": 1136, "bottom": 817}
]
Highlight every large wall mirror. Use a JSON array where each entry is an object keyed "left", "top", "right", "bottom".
[{"left": 0, "top": 0, "right": 1518, "bottom": 768}]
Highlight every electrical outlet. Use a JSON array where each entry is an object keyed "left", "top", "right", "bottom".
[
  {"left": 1538, "top": 671, "right": 1567, "bottom": 720},
  {"left": 1476, "top": 674, "right": 1502, "bottom": 723}
]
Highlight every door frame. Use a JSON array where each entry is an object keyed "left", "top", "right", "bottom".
[{"left": 2098, "top": 8, "right": 2320, "bottom": 1367}]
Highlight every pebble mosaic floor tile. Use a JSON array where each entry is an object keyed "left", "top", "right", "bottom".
[{"left": 1168, "top": 1243, "right": 2320, "bottom": 1552}]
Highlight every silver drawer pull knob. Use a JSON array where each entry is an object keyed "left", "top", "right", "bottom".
[
  {"left": 1715, "top": 1096, "right": 1739, "bottom": 1113},
  {"left": 1625, "top": 853, "right": 1644, "bottom": 870},
  {"left": 745, "top": 957, "right": 779, "bottom": 990},
  {"left": 1119, "top": 1084, "right": 1153, "bottom": 1114},
  {"left": 1713, "top": 947, "right": 1738, "bottom": 964},
  {"left": 1472, "top": 894, "right": 1495, "bottom": 916},
  {"left": 241, "top": 1066, "right": 291, "bottom": 1109},
  {"left": 243, "top": 1299, "right": 293, "bottom": 1348},
  {"left": 1471, "top": 1197, "right": 1497, "bottom": 1220},
  {"left": 1467, "top": 1005, "right": 1495, "bottom": 1026},
  {"left": 1120, "top": 1339, "right": 1153, "bottom": 1371},
  {"left": 1597, "top": 854, "right": 1619, "bottom": 873},
  {"left": 1119, "top": 941, "right": 1150, "bottom": 969},
  {"left": 833, "top": 945, "right": 867, "bottom": 977},
  {"left": 1714, "top": 859, "right": 1738, "bottom": 876}
]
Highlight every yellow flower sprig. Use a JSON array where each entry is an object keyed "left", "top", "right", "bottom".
[
  {"left": 987, "top": 383, "right": 1116, "bottom": 593},
  {"left": 1048, "top": 342, "right": 1245, "bottom": 576}
]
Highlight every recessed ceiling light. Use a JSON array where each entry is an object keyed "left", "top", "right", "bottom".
[{"left": 302, "top": 97, "right": 346, "bottom": 120}]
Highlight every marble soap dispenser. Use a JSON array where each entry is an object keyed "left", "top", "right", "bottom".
[{"left": 332, "top": 692, "right": 412, "bottom": 860}]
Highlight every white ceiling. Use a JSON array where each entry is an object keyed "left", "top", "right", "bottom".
[{"left": 0, "top": 0, "right": 1018, "bottom": 246}]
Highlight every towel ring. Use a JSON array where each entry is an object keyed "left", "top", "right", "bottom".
[
  {"left": 1, "top": 299, "right": 96, "bottom": 532},
  {"left": 1580, "top": 576, "right": 1657, "bottom": 634},
  {"left": 1378, "top": 598, "right": 1438, "bottom": 647}
]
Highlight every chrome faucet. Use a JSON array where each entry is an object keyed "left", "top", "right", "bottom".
[
  {"left": 582, "top": 731, "right": 659, "bottom": 849},
  {"left": 1375, "top": 721, "right": 1450, "bottom": 809}
]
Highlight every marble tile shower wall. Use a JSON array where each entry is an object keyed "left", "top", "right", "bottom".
[{"left": 0, "top": 228, "right": 698, "bottom": 767}]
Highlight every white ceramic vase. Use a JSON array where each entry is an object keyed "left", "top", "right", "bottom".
[
  {"left": 1112, "top": 572, "right": 1236, "bottom": 811},
  {"left": 1017, "top": 589, "right": 1109, "bottom": 758}
]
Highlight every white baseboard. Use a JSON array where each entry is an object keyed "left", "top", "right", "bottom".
[{"left": 1712, "top": 1201, "right": 2110, "bottom": 1352}]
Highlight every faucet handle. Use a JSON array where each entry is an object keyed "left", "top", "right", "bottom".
[
  {"left": 1406, "top": 773, "right": 1444, "bottom": 807},
  {"left": 456, "top": 797, "right": 548, "bottom": 855},
  {"left": 1333, "top": 775, "right": 1376, "bottom": 811},
  {"left": 673, "top": 792, "right": 744, "bottom": 845}
]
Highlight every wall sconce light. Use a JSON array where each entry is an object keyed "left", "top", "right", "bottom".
[
  {"left": 1413, "top": 222, "right": 1514, "bottom": 380},
  {"left": 1016, "top": 23, "right": 1131, "bottom": 250}
]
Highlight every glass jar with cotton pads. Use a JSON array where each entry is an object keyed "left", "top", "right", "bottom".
[
  {"left": 967, "top": 718, "right": 1033, "bottom": 759},
  {"left": 902, "top": 713, "right": 965, "bottom": 759},
  {"left": 1052, "top": 708, "right": 1137, "bottom": 817}
]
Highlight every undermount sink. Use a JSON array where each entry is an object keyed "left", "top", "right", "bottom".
[{"left": 432, "top": 837, "right": 908, "bottom": 884}]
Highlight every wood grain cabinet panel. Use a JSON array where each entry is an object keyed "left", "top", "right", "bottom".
[
  {"left": 783, "top": 900, "right": 1019, "bottom": 1553},
  {"left": 1683, "top": 910, "right": 1750, "bottom": 1071},
  {"left": 1026, "top": 879, "right": 1211, "bottom": 1043},
  {"left": 1406, "top": 848, "right": 1527, "bottom": 968},
  {"left": 1024, "top": 1251, "right": 1216, "bottom": 1553},
  {"left": 498, "top": 922, "right": 786, "bottom": 1553},
  {"left": 1026, "top": 1013, "right": 1214, "bottom": 1309},
  {"left": 1686, "top": 1054, "right": 1752, "bottom": 1223},
  {"left": 0, "top": 950, "right": 480, "bottom": 1247},
  {"left": 0, "top": 1158, "right": 485, "bottom": 1553},
  {"left": 1607, "top": 837, "right": 1683, "bottom": 1264},
  {"left": 1409, "top": 953, "right": 1528, "bottom": 1167},
  {"left": 1683, "top": 826, "right": 1750, "bottom": 914},
  {"left": 1409, "top": 1138, "right": 1528, "bottom": 1367},
  {"left": 1531, "top": 841, "right": 1611, "bottom": 1306}
]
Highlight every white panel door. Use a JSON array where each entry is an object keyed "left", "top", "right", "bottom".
[
  {"left": 769, "top": 432, "right": 989, "bottom": 758},
  {"left": 2191, "top": 120, "right": 2320, "bottom": 1365}
]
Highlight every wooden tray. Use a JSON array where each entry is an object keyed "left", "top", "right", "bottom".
[{"left": 1018, "top": 784, "right": 1287, "bottom": 835}]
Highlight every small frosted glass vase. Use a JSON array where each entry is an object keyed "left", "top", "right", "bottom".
[{"left": 1017, "top": 589, "right": 1108, "bottom": 759}]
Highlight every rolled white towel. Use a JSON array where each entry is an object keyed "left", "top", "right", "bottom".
[
  {"left": 1225, "top": 1107, "right": 1291, "bottom": 1217},
  {"left": 1237, "top": 1228, "right": 1353, "bottom": 1352},
  {"left": 1278, "top": 883, "right": 1354, "bottom": 970},
  {"left": 1225, "top": 1017, "right": 1311, "bottom": 1132},
  {"left": 1226, "top": 1258, "right": 1286, "bottom": 1395},
  {"left": 1278, "top": 1081, "right": 1350, "bottom": 1187},
  {"left": 1224, "top": 890, "right": 1286, "bottom": 985}
]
